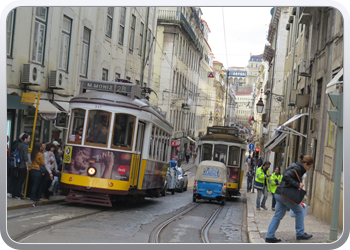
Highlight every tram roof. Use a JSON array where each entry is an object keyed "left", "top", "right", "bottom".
[
  {"left": 200, "top": 133, "right": 244, "bottom": 144},
  {"left": 70, "top": 91, "right": 173, "bottom": 128}
]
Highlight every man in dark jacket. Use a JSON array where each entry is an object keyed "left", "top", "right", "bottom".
[
  {"left": 12, "top": 133, "right": 31, "bottom": 199},
  {"left": 8, "top": 133, "right": 25, "bottom": 197}
]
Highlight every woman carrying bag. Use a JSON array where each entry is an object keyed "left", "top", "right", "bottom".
[
  {"left": 265, "top": 155, "right": 314, "bottom": 243},
  {"left": 43, "top": 143, "right": 60, "bottom": 200}
]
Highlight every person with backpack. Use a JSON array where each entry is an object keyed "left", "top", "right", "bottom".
[
  {"left": 257, "top": 157, "right": 263, "bottom": 167},
  {"left": 12, "top": 133, "right": 31, "bottom": 200}
]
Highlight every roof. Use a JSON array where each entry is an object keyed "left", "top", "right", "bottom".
[
  {"left": 203, "top": 38, "right": 212, "bottom": 52},
  {"left": 201, "top": 19, "right": 211, "bottom": 32},
  {"left": 251, "top": 54, "right": 263, "bottom": 58}
]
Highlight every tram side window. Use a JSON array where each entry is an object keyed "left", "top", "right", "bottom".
[
  {"left": 228, "top": 146, "right": 240, "bottom": 166},
  {"left": 112, "top": 114, "right": 135, "bottom": 149},
  {"left": 202, "top": 144, "right": 213, "bottom": 161},
  {"left": 68, "top": 109, "right": 86, "bottom": 143},
  {"left": 85, "top": 110, "right": 111, "bottom": 146},
  {"left": 213, "top": 145, "right": 228, "bottom": 164},
  {"left": 149, "top": 126, "right": 154, "bottom": 157}
]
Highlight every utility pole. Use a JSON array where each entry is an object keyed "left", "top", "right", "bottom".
[{"left": 327, "top": 93, "right": 343, "bottom": 242}]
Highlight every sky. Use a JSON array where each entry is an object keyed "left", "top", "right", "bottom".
[{"left": 201, "top": 7, "right": 273, "bottom": 69}]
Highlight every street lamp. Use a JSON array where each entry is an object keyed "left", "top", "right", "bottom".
[{"left": 256, "top": 98, "right": 264, "bottom": 113}]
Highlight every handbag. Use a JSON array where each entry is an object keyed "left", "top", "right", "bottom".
[
  {"left": 36, "top": 159, "right": 51, "bottom": 180},
  {"left": 280, "top": 169, "right": 306, "bottom": 205}
]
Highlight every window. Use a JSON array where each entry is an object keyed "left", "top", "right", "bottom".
[
  {"left": 102, "top": 68, "right": 108, "bottom": 81},
  {"left": 179, "top": 37, "right": 182, "bottom": 58},
  {"left": 118, "top": 7, "right": 126, "bottom": 44},
  {"left": 80, "top": 27, "right": 91, "bottom": 76},
  {"left": 106, "top": 7, "right": 114, "bottom": 38},
  {"left": 58, "top": 16, "right": 72, "bottom": 71},
  {"left": 115, "top": 72, "right": 121, "bottom": 81},
  {"left": 202, "top": 144, "right": 213, "bottom": 161},
  {"left": 129, "top": 14, "right": 136, "bottom": 51},
  {"left": 213, "top": 145, "right": 227, "bottom": 164},
  {"left": 316, "top": 78, "right": 323, "bottom": 106},
  {"left": 6, "top": 9, "right": 16, "bottom": 57},
  {"left": 112, "top": 114, "right": 135, "bottom": 150},
  {"left": 85, "top": 110, "right": 111, "bottom": 146},
  {"left": 32, "top": 7, "right": 48, "bottom": 64},
  {"left": 68, "top": 109, "right": 86, "bottom": 144},
  {"left": 139, "top": 22, "right": 144, "bottom": 55}
]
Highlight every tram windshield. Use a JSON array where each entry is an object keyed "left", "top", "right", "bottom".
[
  {"left": 68, "top": 109, "right": 86, "bottom": 143},
  {"left": 112, "top": 114, "right": 135, "bottom": 149},
  {"left": 86, "top": 110, "right": 111, "bottom": 146},
  {"left": 213, "top": 145, "right": 227, "bottom": 164},
  {"left": 202, "top": 144, "right": 213, "bottom": 161}
]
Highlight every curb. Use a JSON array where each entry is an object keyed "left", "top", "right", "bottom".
[
  {"left": 7, "top": 197, "right": 67, "bottom": 211},
  {"left": 246, "top": 192, "right": 265, "bottom": 243}
]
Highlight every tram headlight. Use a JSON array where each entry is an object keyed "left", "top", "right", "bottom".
[{"left": 87, "top": 167, "right": 97, "bottom": 176}]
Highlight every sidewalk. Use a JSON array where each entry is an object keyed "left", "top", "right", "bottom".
[
  {"left": 243, "top": 178, "right": 343, "bottom": 243},
  {"left": 7, "top": 195, "right": 67, "bottom": 210}
]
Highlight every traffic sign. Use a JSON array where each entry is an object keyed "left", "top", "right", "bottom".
[
  {"left": 208, "top": 72, "right": 215, "bottom": 78},
  {"left": 249, "top": 143, "right": 255, "bottom": 150}
]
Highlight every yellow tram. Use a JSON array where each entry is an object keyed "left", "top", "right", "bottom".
[
  {"left": 196, "top": 126, "right": 246, "bottom": 197},
  {"left": 60, "top": 79, "right": 173, "bottom": 206}
]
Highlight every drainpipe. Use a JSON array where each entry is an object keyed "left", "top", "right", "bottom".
[
  {"left": 140, "top": 7, "right": 150, "bottom": 87},
  {"left": 284, "top": 7, "right": 299, "bottom": 170}
]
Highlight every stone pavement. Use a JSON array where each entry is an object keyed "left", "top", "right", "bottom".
[
  {"left": 7, "top": 194, "right": 66, "bottom": 210},
  {"left": 242, "top": 178, "right": 343, "bottom": 243}
]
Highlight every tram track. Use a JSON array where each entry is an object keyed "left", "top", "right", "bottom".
[
  {"left": 149, "top": 202, "right": 223, "bottom": 243},
  {"left": 10, "top": 206, "right": 111, "bottom": 242}
]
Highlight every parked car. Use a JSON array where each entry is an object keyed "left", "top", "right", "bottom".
[{"left": 175, "top": 167, "right": 188, "bottom": 192}]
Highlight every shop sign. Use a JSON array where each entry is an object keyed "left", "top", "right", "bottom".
[
  {"left": 21, "top": 93, "right": 36, "bottom": 105},
  {"left": 171, "top": 140, "right": 181, "bottom": 146}
]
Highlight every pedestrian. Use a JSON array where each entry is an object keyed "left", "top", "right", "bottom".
[
  {"left": 185, "top": 149, "right": 190, "bottom": 164},
  {"left": 10, "top": 133, "right": 25, "bottom": 153},
  {"left": 43, "top": 143, "right": 61, "bottom": 199},
  {"left": 12, "top": 133, "right": 31, "bottom": 200},
  {"left": 268, "top": 167, "right": 283, "bottom": 211},
  {"left": 257, "top": 157, "right": 263, "bottom": 167},
  {"left": 52, "top": 141, "right": 61, "bottom": 170},
  {"left": 246, "top": 167, "right": 254, "bottom": 192},
  {"left": 28, "top": 142, "right": 46, "bottom": 202},
  {"left": 254, "top": 161, "right": 271, "bottom": 210},
  {"left": 265, "top": 155, "right": 314, "bottom": 243}
]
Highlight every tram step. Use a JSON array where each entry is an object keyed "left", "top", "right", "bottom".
[{"left": 65, "top": 191, "right": 112, "bottom": 207}]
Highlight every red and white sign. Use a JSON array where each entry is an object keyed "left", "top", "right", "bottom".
[
  {"left": 215, "top": 108, "right": 220, "bottom": 113},
  {"left": 207, "top": 72, "right": 215, "bottom": 78},
  {"left": 171, "top": 140, "right": 181, "bottom": 146},
  {"left": 176, "top": 146, "right": 180, "bottom": 151},
  {"left": 118, "top": 165, "right": 127, "bottom": 175}
]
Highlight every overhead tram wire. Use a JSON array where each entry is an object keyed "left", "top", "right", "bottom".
[{"left": 222, "top": 7, "right": 230, "bottom": 126}]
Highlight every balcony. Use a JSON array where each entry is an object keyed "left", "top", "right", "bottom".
[{"left": 158, "top": 10, "right": 203, "bottom": 53}]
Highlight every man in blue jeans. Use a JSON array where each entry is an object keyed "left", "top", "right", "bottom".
[{"left": 254, "top": 162, "right": 271, "bottom": 210}]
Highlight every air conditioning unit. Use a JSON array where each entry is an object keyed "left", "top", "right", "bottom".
[
  {"left": 298, "top": 60, "right": 311, "bottom": 77},
  {"left": 21, "top": 64, "right": 41, "bottom": 85},
  {"left": 49, "top": 70, "right": 66, "bottom": 89}
]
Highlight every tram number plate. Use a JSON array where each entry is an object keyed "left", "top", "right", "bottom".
[
  {"left": 63, "top": 146, "right": 73, "bottom": 164},
  {"left": 116, "top": 85, "right": 127, "bottom": 93},
  {"left": 206, "top": 190, "right": 212, "bottom": 195}
]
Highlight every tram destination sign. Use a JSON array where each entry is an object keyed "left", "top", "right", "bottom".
[
  {"left": 80, "top": 79, "right": 141, "bottom": 99},
  {"left": 207, "top": 127, "right": 239, "bottom": 136}
]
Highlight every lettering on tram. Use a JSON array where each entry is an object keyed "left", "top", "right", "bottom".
[
  {"left": 60, "top": 79, "right": 172, "bottom": 206},
  {"left": 197, "top": 126, "right": 246, "bottom": 197}
]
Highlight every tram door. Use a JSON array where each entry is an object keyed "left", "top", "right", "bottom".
[{"left": 130, "top": 122, "right": 145, "bottom": 187}]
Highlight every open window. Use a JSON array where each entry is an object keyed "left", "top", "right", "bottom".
[
  {"left": 68, "top": 109, "right": 86, "bottom": 144},
  {"left": 213, "top": 145, "right": 227, "bottom": 164},
  {"left": 228, "top": 146, "right": 240, "bottom": 166},
  {"left": 111, "top": 113, "right": 136, "bottom": 150}
]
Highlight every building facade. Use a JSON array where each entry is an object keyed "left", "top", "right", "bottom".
[{"left": 7, "top": 7, "right": 157, "bottom": 146}]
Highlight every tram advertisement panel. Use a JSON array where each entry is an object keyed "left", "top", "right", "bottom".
[{"left": 63, "top": 146, "right": 131, "bottom": 181}]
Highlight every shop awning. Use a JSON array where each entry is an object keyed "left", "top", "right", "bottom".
[
  {"left": 282, "top": 113, "right": 309, "bottom": 127},
  {"left": 326, "top": 68, "right": 343, "bottom": 94},
  {"left": 54, "top": 101, "right": 70, "bottom": 113},
  {"left": 264, "top": 132, "right": 281, "bottom": 148},
  {"left": 187, "top": 136, "right": 196, "bottom": 143},
  {"left": 267, "top": 133, "right": 287, "bottom": 150},
  {"left": 7, "top": 95, "right": 29, "bottom": 110},
  {"left": 33, "top": 100, "right": 61, "bottom": 120}
]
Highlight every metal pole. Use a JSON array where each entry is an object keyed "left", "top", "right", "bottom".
[
  {"left": 224, "top": 70, "right": 229, "bottom": 126},
  {"left": 328, "top": 126, "right": 343, "bottom": 241}
]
